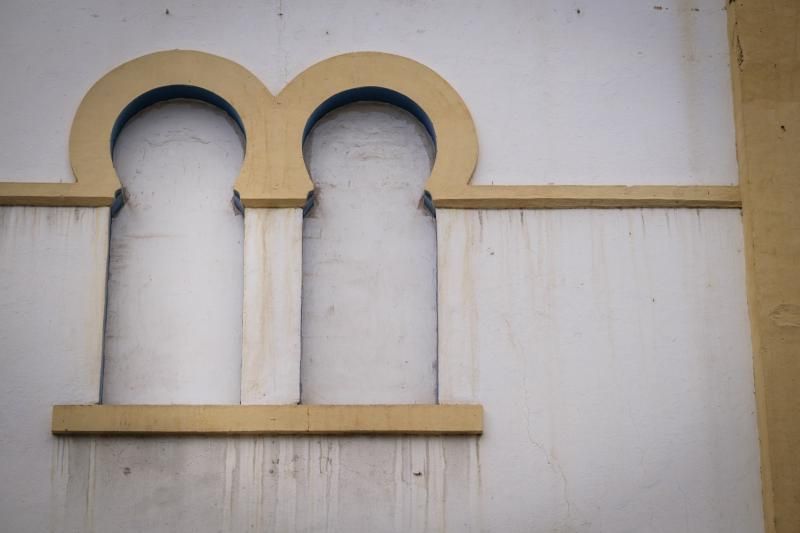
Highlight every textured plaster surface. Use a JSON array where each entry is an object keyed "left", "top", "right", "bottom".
[{"left": 0, "top": 1, "right": 763, "bottom": 531}]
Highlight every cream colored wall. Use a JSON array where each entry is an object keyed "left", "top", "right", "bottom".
[{"left": 0, "top": 1, "right": 764, "bottom": 532}]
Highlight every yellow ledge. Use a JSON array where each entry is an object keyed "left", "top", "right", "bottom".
[
  {"left": 51, "top": 404, "right": 483, "bottom": 436},
  {"left": 434, "top": 185, "right": 741, "bottom": 209}
]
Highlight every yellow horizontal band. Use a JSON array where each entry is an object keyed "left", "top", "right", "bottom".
[
  {"left": 52, "top": 404, "right": 483, "bottom": 436},
  {"left": 433, "top": 185, "right": 741, "bottom": 209},
  {"left": 0, "top": 183, "right": 116, "bottom": 207},
  {"left": 0, "top": 184, "right": 741, "bottom": 209}
]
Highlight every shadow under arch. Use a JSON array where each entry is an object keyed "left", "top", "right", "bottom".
[
  {"left": 110, "top": 85, "right": 246, "bottom": 152},
  {"left": 301, "top": 87, "right": 437, "bottom": 147},
  {"left": 300, "top": 87, "right": 439, "bottom": 215}
]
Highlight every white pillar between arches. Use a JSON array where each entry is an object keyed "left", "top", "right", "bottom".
[{"left": 241, "top": 208, "right": 303, "bottom": 404}]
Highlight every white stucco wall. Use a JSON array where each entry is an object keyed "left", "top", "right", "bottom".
[
  {"left": 437, "top": 209, "right": 761, "bottom": 532},
  {"left": 0, "top": 208, "right": 761, "bottom": 533},
  {"left": 0, "top": 207, "right": 109, "bottom": 533},
  {"left": 0, "top": 0, "right": 736, "bottom": 186},
  {"left": 0, "top": 1, "right": 763, "bottom": 532}
]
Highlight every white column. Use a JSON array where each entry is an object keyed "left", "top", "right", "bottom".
[
  {"left": 435, "top": 209, "right": 479, "bottom": 403},
  {"left": 241, "top": 208, "right": 303, "bottom": 404}
]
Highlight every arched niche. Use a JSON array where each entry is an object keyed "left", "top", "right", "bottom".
[
  {"left": 62, "top": 51, "right": 264, "bottom": 404},
  {"left": 300, "top": 102, "right": 438, "bottom": 404},
  {"left": 280, "top": 57, "right": 474, "bottom": 404},
  {"left": 104, "top": 99, "right": 245, "bottom": 404}
]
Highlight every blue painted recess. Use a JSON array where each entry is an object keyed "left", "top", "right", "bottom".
[
  {"left": 110, "top": 85, "right": 245, "bottom": 152},
  {"left": 302, "top": 86, "right": 436, "bottom": 147},
  {"left": 109, "top": 84, "right": 435, "bottom": 156}
]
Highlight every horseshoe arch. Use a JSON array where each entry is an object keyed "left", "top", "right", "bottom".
[{"left": 0, "top": 50, "right": 478, "bottom": 208}]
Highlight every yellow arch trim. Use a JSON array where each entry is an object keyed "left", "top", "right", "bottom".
[
  {"left": 0, "top": 50, "right": 739, "bottom": 208},
  {"left": 0, "top": 50, "right": 478, "bottom": 208},
  {"left": 257, "top": 51, "right": 478, "bottom": 208},
  {"left": 71, "top": 50, "right": 274, "bottom": 206}
]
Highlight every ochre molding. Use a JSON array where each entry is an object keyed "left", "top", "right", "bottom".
[
  {"left": 51, "top": 404, "right": 483, "bottom": 436},
  {"left": 728, "top": 2, "right": 800, "bottom": 532},
  {"left": 0, "top": 49, "right": 739, "bottom": 209},
  {"left": 433, "top": 185, "right": 740, "bottom": 209}
]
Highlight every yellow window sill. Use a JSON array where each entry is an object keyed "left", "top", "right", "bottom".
[{"left": 51, "top": 404, "right": 483, "bottom": 436}]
